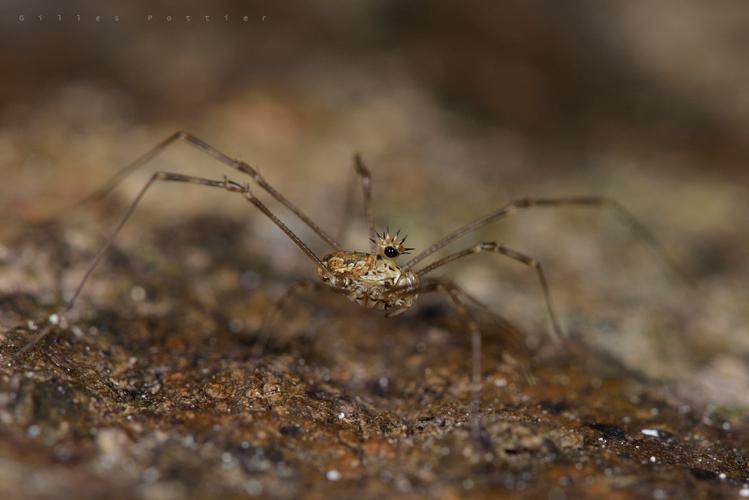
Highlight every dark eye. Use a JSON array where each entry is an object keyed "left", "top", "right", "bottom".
[{"left": 384, "top": 246, "right": 399, "bottom": 258}]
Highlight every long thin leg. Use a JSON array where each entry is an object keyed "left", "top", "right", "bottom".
[
  {"left": 403, "top": 196, "right": 688, "bottom": 285},
  {"left": 66, "top": 131, "right": 342, "bottom": 251},
  {"left": 10, "top": 171, "right": 329, "bottom": 359},
  {"left": 444, "top": 283, "right": 529, "bottom": 358},
  {"left": 253, "top": 278, "right": 329, "bottom": 357},
  {"left": 335, "top": 161, "right": 358, "bottom": 244},
  {"left": 448, "top": 286, "right": 536, "bottom": 386},
  {"left": 354, "top": 154, "right": 376, "bottom": 251},
  {"left": 386, "top": 278, "right": 529, "bottom": 365},
  {"left": 335, "top": 154, "right": 376, "bottom": 251},
  {"left": 415, "top": 241, "right": 565, "bottom": 340},
  {"left": 402, "top": 279, "right": 484, "bottom": 439},
  {"left": 7, "top": 322, "right": 56, "bottom": 359}
]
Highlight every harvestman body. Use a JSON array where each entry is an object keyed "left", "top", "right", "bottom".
[{"left": 7, "top": 131, "right": 680, "bottom": 435}]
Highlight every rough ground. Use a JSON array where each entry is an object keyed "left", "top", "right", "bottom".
[
  {"left": 2, "top": 1, "right": 749, "bottom": 498},
  {"left": 1, "top": 204, "right": 747, "bottom": 499}
]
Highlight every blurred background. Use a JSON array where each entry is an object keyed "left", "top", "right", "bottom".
[{"left": 1, "top": 0, "right": 748, "bottom": 406}]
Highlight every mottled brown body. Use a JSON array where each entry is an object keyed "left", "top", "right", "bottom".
[{"left": 318, "top": 250, "right": 419, "bottom": 312}]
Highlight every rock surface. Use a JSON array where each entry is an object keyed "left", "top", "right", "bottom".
[{"left": 1, "top": 1, "right": 749, "bottom": 498}]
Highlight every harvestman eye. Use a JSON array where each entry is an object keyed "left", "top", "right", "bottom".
[
  {"left": 384, "top": 246, "right": 399, "bottom": 258},
  {"left": 6, "top": 131, "right": 686, "bottom": 438}
]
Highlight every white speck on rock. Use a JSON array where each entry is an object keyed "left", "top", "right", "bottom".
[
  {"left": 142, "top": 467, "right": 159, "bottom": 483},
  {"left": 245, "top": 479, "right": 263, "bottom": 496},
  {"left": 130, "top": 286, "right": 146, "bottom": 302},
  {"left": 326, "top": 470, "right": 342, "bottom": 481},
  {"left": 641, "top": 429, "right": 660, "bottom": 437}
]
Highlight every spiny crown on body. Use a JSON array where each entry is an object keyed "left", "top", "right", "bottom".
[
  {"left": 318, "top": 227, "right": 416, "bottom": 287},
  {"left": 371, "top": 227, "right": 414, "bottom": 260}
]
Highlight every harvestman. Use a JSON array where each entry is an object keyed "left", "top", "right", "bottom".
[{"left": 6, "top": 131, "right": 680, "bottom": 435}]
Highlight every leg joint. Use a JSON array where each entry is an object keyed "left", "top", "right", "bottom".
[
  {"left": 222, "top": 176, "right": 247, "bottom": 193},
  {"left": 353, "top": 153, "right": 371, "bottom": 179},
  {"left": 513, "top": 197, "right": 532, "bottom": 208}
]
